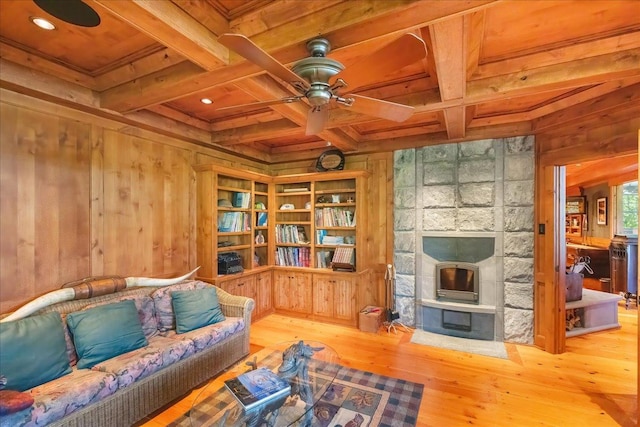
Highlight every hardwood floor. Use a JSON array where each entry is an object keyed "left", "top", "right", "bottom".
[{"left": 139, "top": 303, "right": 637, "bottom": 427}]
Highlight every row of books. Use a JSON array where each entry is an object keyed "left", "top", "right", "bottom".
[
  {"left": 314, "top": 208, "right": 355, "bottom": 227},
  {"left": 219, "top": 212, "right": 251, "bottom": 232},
  {"left": 275, "top": 246, "right": 310, "bottom": 267},
  {"left": 275, "top": 224, "right": 309, "bottom": 244},
  {"left": 332, "top": 247, "right": 355, "bottom": 264}
]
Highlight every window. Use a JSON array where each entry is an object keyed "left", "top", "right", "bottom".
[{"left": 619, "top": 181, "right": 638, "bottom": 236}]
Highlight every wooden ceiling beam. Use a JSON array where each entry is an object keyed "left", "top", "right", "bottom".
[
  {"left": 429, "top": 16, "right": 466, "bottom": 139},
  {"left": 93, "top": 48, "right": 187, "bottom": 91},
  {"left": 91, "top": 0, "right": 229, "bottom": 70},
  {"left": 467, "top": 48, "right": 640, "bottom": 103},
  {"left": 0, "top": 42, "right": 97, "bottom": 89},
  {"left": 211, "top": 119, "right": 300, "bottom": 145},
  {"left": 473, "top": 32, "right": 640, "bottom": 80},
  {"left": 533, "top": 82, "right": 640, "bottom": 132}
]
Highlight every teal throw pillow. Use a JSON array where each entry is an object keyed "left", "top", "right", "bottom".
[
  {"left": 172, "top": 287, "right": 225, "bottom": 334},
  {"left": 67, "top": 300, "right": 148, "bottom": 369},
  {"left": 0, "top": 312, "right": 72, "bottom": 391}
]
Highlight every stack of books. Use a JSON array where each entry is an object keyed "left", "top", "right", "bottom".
[{"left": 224, "top": 368, "right": 291, "bottom": 411}]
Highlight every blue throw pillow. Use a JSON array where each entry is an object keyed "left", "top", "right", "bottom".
[
  {"left": 172, "top": 287, "right": 225, "bottom": 334},
  {"left": 67, "top": 300, "right": 148, "bottom": 369},
  {"left": 0, "top": 312, "right": 72, "bottom": 391}
]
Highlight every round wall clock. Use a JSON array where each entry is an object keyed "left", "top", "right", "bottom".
[{"left": 315, "top": 149, "right": 345, "bottom": 172}]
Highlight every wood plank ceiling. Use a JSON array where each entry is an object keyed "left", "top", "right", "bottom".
[{"left": 1, "top": 0, "right": 639, "bottom": 165}]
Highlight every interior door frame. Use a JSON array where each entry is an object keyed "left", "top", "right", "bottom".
[{"left": 534, "top": 164, "right": 566, "bottom": 353}]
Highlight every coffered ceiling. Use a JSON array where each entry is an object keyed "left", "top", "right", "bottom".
[{"left": 1, "top": 0, "right": 639, "bottom": 163}]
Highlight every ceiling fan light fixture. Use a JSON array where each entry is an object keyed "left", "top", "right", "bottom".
[{"left": 30, "top": 16, "right": 55, "bottom": 30}]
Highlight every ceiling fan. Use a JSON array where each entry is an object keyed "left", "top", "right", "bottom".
[{"left": 217, "top": 33, "right": 427, "bottom": 135}]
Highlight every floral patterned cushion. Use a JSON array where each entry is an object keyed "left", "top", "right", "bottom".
[
  {"left": 83, "top": 294, "right": 158, "bottom": 339},
  {"left": 151, "top": 281, "right": 208, "bottom": 331},
  {"left": 161, "top": 317, "right": 244, "bottom": 352},
  {"left": 90, "top": 336, "right": 195, "bottom": 389},
  {"left": 3, "top": 369, "right": 118, "bottom": 427}
]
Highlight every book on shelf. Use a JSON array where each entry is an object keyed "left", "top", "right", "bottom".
[
  {"left": 331, "top": 247, "right": 355, "bottom": 271},
  {"left": 224, "top": 367, "right": 291, "bottom": 411},
  {"left": 282, "top": 187, "right": 308, "bottom": 193},
  {"left": 256, "top": 212, "right": 268, "bottom": 227},
  {"left": 232, "top": 192, "right": 251, "bottom": 208}
]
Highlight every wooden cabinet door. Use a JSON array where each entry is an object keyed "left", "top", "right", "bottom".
[
  {"left": 255, "top": 271, "right": 273, "bottom": 317},
  {"left": 333, "top": 277, "right": 357, "bottom": 322},
  {"left": 289, "top": 272, "right": 312, "bottom": 313},
  {"left": 235, "top": 276, "right": 257, "bottom": 301},
  {"left": 313, "top": 276, "right": 333, "bottom": 317},
  {"left": 273, "top": 270, "right": 291, "bottom": 310}
]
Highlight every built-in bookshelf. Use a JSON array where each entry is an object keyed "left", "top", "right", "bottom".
[
  {"left": 195, "top": 165, "right": 272, "bottom": 278},
  {"left": 196, "top": 168, "right": 368, "bottom": 276},
  {"left": 273, "top": 172, "right": 366, "bottom": 272}
]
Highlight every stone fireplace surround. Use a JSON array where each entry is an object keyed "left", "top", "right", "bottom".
[{"left": 393, "top": 137, "right": 535, "bottom": 344}]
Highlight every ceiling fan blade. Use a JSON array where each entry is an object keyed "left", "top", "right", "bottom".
[
  {"left": 219, "top": 33, "right": 309, "bottom": 91},
  {"left": 306, "top": 106, "right": 329, "bottom": 135},
  {"left": 341, "top": 94, "right": 415, "bottom": 122},
  {"left": 214, "top": 96, "right": 303, "bottom": 114},
  {"left": 332, "top": 33, "right": 427, "bottom": 92}
]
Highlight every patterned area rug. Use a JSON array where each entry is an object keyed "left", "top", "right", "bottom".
[{"left": 171, "top": 352, "right": 423, "bottom": 427}]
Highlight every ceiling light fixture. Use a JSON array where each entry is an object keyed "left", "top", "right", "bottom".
[
  {"left": 33, "top": 0, "right": 101, "bottom": 27},
  {"left": 30, "top": 16, "right": 56, "bottom": 30},
  {"left": 200, "top": 98, "right": 213, "bottom": 105}
]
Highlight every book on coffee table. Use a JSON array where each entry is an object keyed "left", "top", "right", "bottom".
[{"left": 224, "top": 368, "right": 291, "bottom": 411}]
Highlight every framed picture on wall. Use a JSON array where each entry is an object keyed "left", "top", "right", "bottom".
[{"left": 597, "top": 197, "right": 607, "bottom": 225}]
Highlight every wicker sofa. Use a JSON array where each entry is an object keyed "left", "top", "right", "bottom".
[{"left": 0, "top": 280, "right": 253, "bottom": 427}]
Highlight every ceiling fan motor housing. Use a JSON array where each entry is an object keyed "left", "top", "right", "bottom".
[{"left": 292, "top": 38, "right": 345, "bottom": 105}]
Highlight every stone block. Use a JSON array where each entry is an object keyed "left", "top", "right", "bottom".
[
  {"left": 422, "top": 144, "right": 457, "bottom": 163},
  {"left": 504, "top": 257, "right": 534, "bottom": 283},
  {"left": 394, "top": 209, "right": 415, "bottom": 231},
  {"left": 423, "top": 161, "right": 456, "bottom": 185},
  {"left": 459, "top": 182, "right": 495, "bottom": 206},
  {"left": 423, "top": 208, "right": 456, "bottom": 231},
  {"left": 423, "top": 185, "right": 456, "bottom": 208},
  {"left": 459, "top": 139, "right": 495, "bottom": 159},
  {"left": 504, "top": 153, "right": 534, "bottom": 181},
  {"left": 505, "top": 135, "right": 534, "bottom": 154},
  {"left": 458, "top": 207, "right": 495, "bottom": 231},
  {"left": 504, "top": 282, "right": 534, "bottom": 309},
  {"left": 394, "top": 149, "right": 415, "bottom": 166},
  {"left": 504, "top": 180, "right": 534, "bottom": 206},
  {"left": 504, "top": 307, "right": 533, "bottom": 343},
  {"left": 394, "top": 252, "right": 415, "bottom": 275},
  {"left": 504, "top": 207, "right": 534, "bottom": 232},
  {"left": 394, "top": 187, "right": 415, "bottom": 209},
  {"left": 396, "top": 296, "right": 416, "bottom": 326},
  {"left": 458, "top": 159, "right": 495, "bottom": 183},
  {"left": 394, "top": 162, "right": 416, "bottom": 188},
  {"left": 394, "top": 231, "right": 415, "bottom": 253},
  {"left": 395, "top": 274, "right": 416, "bottom": 297},
  {"left": 504, "top": 232, "right": 533, "bottom": 257}
]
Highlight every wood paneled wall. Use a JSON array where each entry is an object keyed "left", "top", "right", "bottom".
[{"left": 0, "top": 91, "right": 269, "bottom": 313}]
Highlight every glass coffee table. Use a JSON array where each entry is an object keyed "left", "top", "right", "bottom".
[{"left": 190, "top": 341, "right": 339, "bottom": 427}]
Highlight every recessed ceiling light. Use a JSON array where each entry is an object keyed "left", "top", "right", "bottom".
[
  {"left": 30, "top": 16, "right": 56, "bottom": 30},
  {"left": 201, "top": 98, "right": 213, "bottom": 105},
  {"left": 33, "top": 0, "right": 101, "bottom": 27}
]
